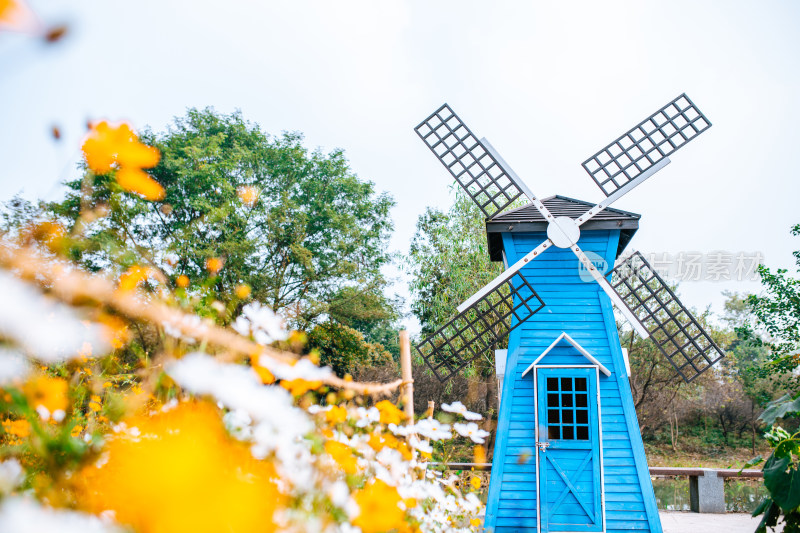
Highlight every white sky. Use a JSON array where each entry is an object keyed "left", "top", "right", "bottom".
[{"left": 2, "top": 1, "right": 799, "bottom": 330}]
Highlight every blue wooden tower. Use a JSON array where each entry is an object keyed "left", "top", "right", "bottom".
[
  {"left": 412, "top": 97, "right": 723, "bottom": 533},
  {"left": 482, "top": 196, "right": 660, "bottom": 532}
]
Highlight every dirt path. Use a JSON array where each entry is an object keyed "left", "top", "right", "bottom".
[{"left": 660, "top": 511, "right": 774, "bottom": 532}]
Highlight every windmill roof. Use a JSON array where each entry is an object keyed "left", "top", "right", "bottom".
[{"left": 486, "top": 195, "right": 640, "bottom": 262}]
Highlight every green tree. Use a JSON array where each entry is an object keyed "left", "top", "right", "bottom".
[
  {"left": 306, "top": 321, "right": 393, "bottom": 376},
  {"left": 45, "top": 108, "right": 397, "bottom": 334},
  {"left": 747, "top": 224, "right": 800, "bottom": 380},
  {"left": 406, "top": 189, "right": 504, "bottom": 340}
]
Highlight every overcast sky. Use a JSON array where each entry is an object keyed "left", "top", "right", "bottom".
[{"left": 2, "top": 1, "right": 799, "bottom": 330}]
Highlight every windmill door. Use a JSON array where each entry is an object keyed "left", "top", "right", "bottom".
[{"left": 536, "top": 367, "right": 604, "bottom": 532}]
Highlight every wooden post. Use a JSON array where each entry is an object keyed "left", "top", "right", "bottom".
[
  {"left": 399, "top": 330, "right": 414, "bottom": 421},
  {"left": 427, "top": 400, "right": 435, "bottom": 419}
]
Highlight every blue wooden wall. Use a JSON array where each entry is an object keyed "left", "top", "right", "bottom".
[{"left": 484, "top": 229, "right": 662, "bottom": 532}]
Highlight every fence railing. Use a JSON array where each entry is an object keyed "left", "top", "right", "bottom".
[{"left": 429, "top": 463, "right": 763, "bottom": 514}]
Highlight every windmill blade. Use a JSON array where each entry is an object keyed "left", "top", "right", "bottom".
[
  {"left": 575, "top": 158, "right": 671, "bottom": 227},
  {"left": 568, "top": 243, "right": 650, "bottom": 339},
  {"left": 416, "top": 270, "right": 545, "bottom": 382},
  {"left": 457, "top": 238, "right": 552, "bottom": 313},
  {"left": 415, "top": 104, "right": 532, "bottom": 219},
  {"left": 582, "top": 93, "right": 712, "bottom": 197},
  {"left": 607, "top": 252, "right": 726, "bottom": 383}
]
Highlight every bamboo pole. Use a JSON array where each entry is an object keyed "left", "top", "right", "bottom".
[{"left": 399, "top": 330, "right": 414, "bottom": 421}]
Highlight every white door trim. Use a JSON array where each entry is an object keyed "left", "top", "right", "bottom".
[{"left": 533, "top": 364, "right": 606, "bottom": 533}]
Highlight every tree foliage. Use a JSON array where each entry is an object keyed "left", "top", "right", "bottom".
[
  {"left": 306, "top": 321, "right": 393, "bottom": 377},
  {"left": 746, "top": 222, "right": 800, "bottom": 532},
  {"left": 747, "top": 224, "right": 800, "bottom": 380},
  {"left": 46, "top": 108, "right": 396, "bottom": 331},
  {"left": 406, "top": 189, "right": 504, "bottom": 340}
]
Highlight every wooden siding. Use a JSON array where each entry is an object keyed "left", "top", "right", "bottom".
[{"left": 484, "top": 229, "right": 662, "bottom": 533}]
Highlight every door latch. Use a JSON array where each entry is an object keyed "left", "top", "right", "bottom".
[{"left": 536, "top": 441, "right": 551, "bottom": 453}]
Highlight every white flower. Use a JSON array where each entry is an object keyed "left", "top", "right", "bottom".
[
  {"left": 453, "top": 422, "right": 490, "bottom": 444},
  {"left": 408, "top": 435, "right": 433, "bottom": 454},
  {"left": 462, "top": 492, "right": 482, "bottom": 513},
  {"left": 354, "top": 407, "right": 380, "bottom": 428},
  {"left": 328, "top": 481, "right": 359, "bottom": 519},
  {"left": 307, "top": 404, "right": 332, "bottom": 414},
  {"left": 231, "top": 316, "right": 250, "bottom": 336},
  {"left": 414, "top": 418, "right": 452, "bottom": 440},
  {"left": 0, "top": 497, "right": 122, "bottom": 533},
  {"left": 167, "top": 353, "right": 309, "bottom": 431},
  {"left": 162, "top": 314, "right": 206, "bottom": 343},
  {"left": 441, "top": 401, "right": 482, "bottom": 421},
  {"left": 232, "top": 302, "right": 289, "bottom": 345},
  {"left": 387, "top": 423, "right": 413, "bottom": 436},
  {"left": 166, "top": 353, "right": 315, "bottom": 490},
  {"left": 0, "top": 459, "right": 23, "bottom": 494},
  {"left": 0, "top": 271, "right": 110, "bottom": 362},
  {"left": 223, "top": 409, "right": 253, "bottom": 440}
]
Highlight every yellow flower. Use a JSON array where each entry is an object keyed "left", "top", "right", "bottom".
[
  {"left": 235, "top": 284, "right": 251, "bottom": 299},
  {"left": 205, "top": 257, "right": 224, "bottom": 274},
  {"left": 249, "top": 354, "right": 275, "bottom": 385},
  {"left": 352, "top": 479, "right": 406, "bottom": 533},
  {"left": 473, "top": 445, "right": 487, "bottom": 464},
  {"left": 237, "top": 186, "right": 260, "bottom": 207},
  {"left": 98, "top": 314, "right": 130, "bottom": 350},
  {"left": 375, "top": 400, "right": 404, "bottom": 425},
  {"left": 324, "top": 440, "right": 358, "bottom": 474},
  {"left": 71, "top": 424, "right": 84, "bottom": 437},
  {"left": 116, "top": 168, "right": 166, "bottom": 202},
  {"left": 0, "top": 0, "right": 35, "bottom": 31},
  {"left": 325, "top": 405, "right": 347, "bottom": 425},
  {"left": 470, "top": 476, "right": 481, "bottom": 490},
  {"left": 470, "top": 518, "right": 482, "bottom": 527},
  {"left": 89, "top": 395, "right": 102, "bottom": 413},
  {"left": 2, "top": 418, "right": 30, "bottom": 438},
  {"left": 367, "top": 432, "right": 412, "bottom": 461},
  {"left": 103, "top": 382, "right": 112, "bottom": 389},
  {"left": 118, "top": 265, "right": 150, "bottom": 292},
  {"left": 280, "top": 379, "right": 321, "bottom": 397},
  {"left": 23, "top": 375, "right": 68, "bottom": 420},
  {"left": 78, "top": 402, "right": 281, "bottom": 533},
  {"left": 82, "top": 121, "right": 164, "bottom": 201},
  {"left": 176, "top": 274, "right": 190, "bottom": 288},
  {"left": 27, "top": 221, "right": 66, "bottom": 252}
]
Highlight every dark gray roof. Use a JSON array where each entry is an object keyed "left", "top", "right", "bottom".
[{"left": 486, "top": 195, "right": 640, "bottom": 262}]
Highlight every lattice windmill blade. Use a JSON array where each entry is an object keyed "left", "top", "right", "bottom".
[
  {"left": 531, "top": 94, "right": 715, "bottom": 343},
  {"left": 415, "top": 103, "right": 556, "bottom": 221},
  {"left": 581, "top": 93, "right": 712, "bottom": 198},
  {"left": 568, "top": 243, "right": 650, "bottom": 339},
  {"left": 416, "top": 269, "right": 545, "bottom": 382},
  {"left": 607, "top": 252, "right": 726, "bottom": 383}
]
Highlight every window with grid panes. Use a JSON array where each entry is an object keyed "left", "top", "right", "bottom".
[{"left": 546, "top": 376, "right": 590, "bottom": 441}]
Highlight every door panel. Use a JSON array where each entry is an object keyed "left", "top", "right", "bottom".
[{"left": 537, "top": 368, "right": 603, "bottom": 532}]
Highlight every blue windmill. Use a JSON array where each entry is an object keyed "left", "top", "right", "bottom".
[{"left": 413, "top": 95, "right": 724, "bottom": 533}]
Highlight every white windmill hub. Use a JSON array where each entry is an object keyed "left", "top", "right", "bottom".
[{"left": 547, "top": 216, "right": 580, "bottom": 248}]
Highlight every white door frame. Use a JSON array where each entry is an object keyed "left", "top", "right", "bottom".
[{"left": 534, "top": 364, "right": 606, "bottom": 533}]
